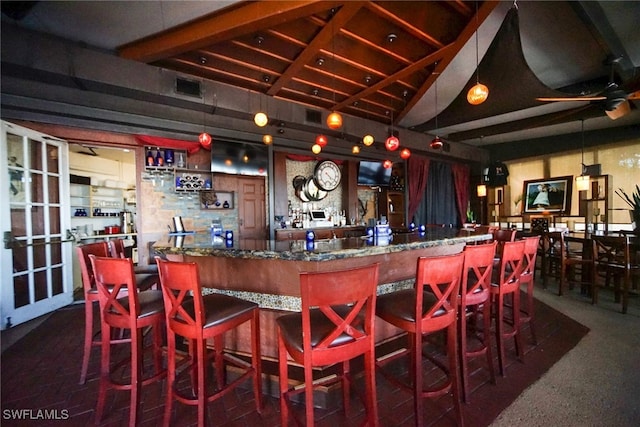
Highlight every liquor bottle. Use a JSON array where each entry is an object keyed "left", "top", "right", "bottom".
[
  {"left": 146, "top": 148, "right": 155, "bottom": 167},
  {"left": 155, "top": 148, "right": 164, "bottom": 166}
]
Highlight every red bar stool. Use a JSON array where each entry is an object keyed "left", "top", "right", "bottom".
[
  {"left": 520, "top": 236, "right": 541, "bottom": 345},
  {"left": 156, "top": 258, "right": 262, "bottom": 426},
  {"left": 77, "top": 242, "right": 130, "bottom": 385},
  {"left": 277, "top": 263, "right": 379, "bottom": 427},
  {"left": 108, "top": 238, "right": 160, "bottom": 290},
  {"left": 89, "top": 255, "right": 166, "bottom": 426},
  {"left": 375, "top": 253, "right": 464, "bottom": 427},
  {"left": 459, "top": 242, "right": 497, "bottom": 403},
  {"left": 490, "top": 240, "right": 526, "bottom": 376}
]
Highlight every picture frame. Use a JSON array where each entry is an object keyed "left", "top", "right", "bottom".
[{"left": 522, "top": 176, "right": 572, "bottom": 214}]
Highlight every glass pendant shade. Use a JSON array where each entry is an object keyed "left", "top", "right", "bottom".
[
  {"left": 199, "top": 132, "right": 212, "bottom": 148},
  {"left": 430, "top": 136, "right": 443, "bottom": 149},
  {"left": 362, "top": 134, "right": 375, "bottom": 146},
  {"left": 467, "top": 83, "right": 489, "bottom": 105},
  {"left": 400, "top": 148, "right": 411, "bottom": 159},
  {"left": 385, "top": 135, "right": 400, "bottom": 151},
  {"left": 576, "top": 175, "right": 590, "bottom": 191},
  {"left": 315, "top": 134, "right": 328, "bottom": 147},
  {"left": 262, "top": 134, "right": 273, "bottom": 145},
  {"left": 477, "top": 184, "right": 487, "bottom": 197},
  {"left": 326, "top": 111, "right": 343, "bottom": 129},
  {"left": 311, "top": 143, "right": 322, "bottom": 154},
  {"left": 383, "top": 159, "right": 393, "bottom": 169},
  {"left": 352, "top": 145, "right": 360, "bottom": 154},
  {"left": 254, "top": 111, "right": 268, "bottom": 127}
]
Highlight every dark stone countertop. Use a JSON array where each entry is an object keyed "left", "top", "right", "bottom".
[{"left": 153, "top": 228, "right": 492, "bottom": 262}]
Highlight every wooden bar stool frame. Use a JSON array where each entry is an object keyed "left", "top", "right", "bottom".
[
  {"left": 89, "top": 255, "right": 166, "bottom": 426},
  {"left": 592, "top": 235, "right": 639, "bottom": 314},
  {"left": 491, "top": 240, "right": 526, "bottom": 377},
  {"left": 520, "top": 235, "right": 541, "bottom": 345},
  {"left": 375, "top": 253, "right": 464, "bottom": 427},
  {"left": 277, "top": 263, "right": 380, "bottom": 427},
  {"left": 459, "top": 242, "right": 497, "bottom": 403},
  {"left": 156, "top": 258, "right": 262, "bottom": 427}
]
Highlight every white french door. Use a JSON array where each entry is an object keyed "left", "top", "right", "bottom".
[{"left": 0, "top": 121, "right": 73, "bottom": 330}]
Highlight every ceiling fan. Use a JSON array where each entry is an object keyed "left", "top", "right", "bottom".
[{"left": 536, "top": 57, "right": 640, "bottom": 120}]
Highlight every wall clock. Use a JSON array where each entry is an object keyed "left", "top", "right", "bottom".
[{"left": 314, "top": 160, "right": 341, "bottom": 191}]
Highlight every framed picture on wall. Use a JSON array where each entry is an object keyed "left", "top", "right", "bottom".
[{"left": 523, "top": 176, "right": 572, "bottom": 214}]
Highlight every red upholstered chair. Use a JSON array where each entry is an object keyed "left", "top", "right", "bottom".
[
  {"left": 491, "top": 239, "right": 526, "bottom": 376},
  {"left": 77, "top": 241, "right": 125, "bottom": 385},
  {"left": 520, "top": 235, "right": 541, "bottom": 345},
  {"left": 592, "top": 235, "right": 639, "bottom": 314},
  {"left": 156, "top": 258, "right": 262, "bottom": 426},
  {"left": 459, "top": 242, "right": 497, "bottom": 403},
  {"left": 89, "top": 255, "right": 166, "bottom": 426},
  {"left": 375, "top": 253, "right": 464, "bottom": 427},
  {"left": 277, "top": 263, "right": 379, "bottom": 427}
]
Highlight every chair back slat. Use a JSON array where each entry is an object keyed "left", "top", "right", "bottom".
[
  {"left": 108, "top": 238, "right": 126, "bottom": 258},
  {"left": 522, "top": 235, "right": 541, "bottom": 277},
  {"left": 495, "top": 240, "right": 526, "bottom": 288},
  {"left": 461, "top": 242, "right": 497, "bottom": 306}
]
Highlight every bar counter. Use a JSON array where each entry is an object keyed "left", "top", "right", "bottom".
[{"left": 152, "top": 228, "right": 491, "bottom": 359}]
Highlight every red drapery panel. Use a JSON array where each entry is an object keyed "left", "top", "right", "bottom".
[
  {"left": 407, "top": 155, "right": 430, "bottom": 222},
  {"left": 451, "top": 163, "right": 470, "bottom": 225},
  {"left": 134, "top": 135, "right": 203, "bottom": 154}
]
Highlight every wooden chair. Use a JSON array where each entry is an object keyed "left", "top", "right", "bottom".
[
  {"left": 492, "top": 228, "right": 517, "bottom": 259},
  {"left": 277, "top": 263, "right": 379, "bottom": 427},
  {"left": 544, "top": 232, "right": 590, "bottom": 296},
  {"left": 459, "top": 242, "right": 497, "bottom": 403},
  {"left": 156, "top": 258, "right": 262, "bottom": 426},
  {"left": 490, "top": 240, "right": 526, "bottom": 377},
  {"left": 108, "top": 238, "right": 159, "bottom": 290},
  {"left": 376, "top": 253, "right": 464, "bottom": 427},
  {"left": 592, "top": 235, "right": 639, "bottom": 314},
  {"left": 520, "top": 236, "right": 541, "bottom": 345},
  {"left": 89, "top": 255, "right": 166, "bottom": 425}
]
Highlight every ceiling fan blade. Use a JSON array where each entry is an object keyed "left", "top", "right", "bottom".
[
  {"left": 605, "top": 100, "right": 630, "bottom": 120},
  {"left": 536, "top": 96, "right": 607, "bottom": 102}
]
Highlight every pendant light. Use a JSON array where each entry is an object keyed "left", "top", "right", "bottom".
[
  {"left": 253, "top": 36, "right": 269, "bottom": 127},
  {"left": 430, "top": 76, "right": 443, "bottom": 149},
  {"left": 362, "top": 134, "right": 374, "bottom": 146},
  {"left": 400, "top": 148, "right": 411, "bottom": 159},
  {"left": 467, "top": 1, "right": 489, "bottom": 105},
  {"left": 385, "top": 110, "right": 400, "bottom": 151},
  {"left": 576, "top": 119, "right": 590, "bottom": 191},
  {"left": 198, "top": 95, "right": 212, "bottom": 149},
  {"left": 326, "top": 10, "right": 342, "bottom": 130}
]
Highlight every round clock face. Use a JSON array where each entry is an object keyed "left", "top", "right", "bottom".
[{"left": 314, "top": 160, "right": 341, "bottom": 191}]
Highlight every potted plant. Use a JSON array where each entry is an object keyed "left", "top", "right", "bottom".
[{"left": 616, "top": 185, "right": 640, "bottom": 230}]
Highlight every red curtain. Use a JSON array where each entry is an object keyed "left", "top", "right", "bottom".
[
  {"left": 451, "top": 163, "right": 470, "bottom": 224},
  {"left": 134, "top": 135, "right": 203, "bottom": 154},
  {"left": 407, "top": 155, "right": 430, "bottom": 222}
]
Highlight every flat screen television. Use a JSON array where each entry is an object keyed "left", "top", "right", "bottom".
[{"left": 357, "top": 161, "right": 392, "bottom": 186}]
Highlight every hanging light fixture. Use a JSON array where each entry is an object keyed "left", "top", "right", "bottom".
[
  {"left": 262, "top": 134, "right": 273, "bottom": 145},
  {"left": 430, "top": 75, "right": 443, "bottom": 149},
  {"left": 400, "top": 147, "right": 411, "bottom": 159},
  {"left": 352, "top": 145, "right": 360, "bottom": 154},
  {"left": 477, "top": 184, "right": 487, "bottom": 197},
  {"left": 311, "top": 143, "right": 322, "bottom": 155},
  {"left": 199, "top": 95, "right": 212, "bottom": 149},
  {"left": 383, "top": 159, "right": 393, "bottom": 169},
  {"left": 385, "top": 110, "right": 400, "bottom": 151},
  {"left": 253, "top": 36, "right": 269, "bottom": 127},
  {"left": 467, "top": 1, "right": 489, "bottom": 105},
  {"left": 326, "top": 10, "right": 342, "bottom": 130},
  {"left": 576, "top": 119, "right": 590, "bottom": 191},
  {"left": 315, "top": 134, "right": 328, "bottom": 147}
]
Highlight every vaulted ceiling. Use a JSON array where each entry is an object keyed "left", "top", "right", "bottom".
[{"left": 2, "top": 1, "right": 639, "bottom": 157}]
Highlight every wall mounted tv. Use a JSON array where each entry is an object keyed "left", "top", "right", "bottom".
[
  {"left": 210, "top": 140, "right": 268, "bottom": 176},
  {"left": 357, "top": 161, "right": 392, "bottom": 186}
]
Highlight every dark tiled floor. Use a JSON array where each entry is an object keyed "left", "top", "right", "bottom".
[{"left": 1, "top": 284, "right": 588, "bottom": 427}]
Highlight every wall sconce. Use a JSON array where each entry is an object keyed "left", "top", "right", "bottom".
[{"left": 477, "top": 184, "right": 487, "bottom": 197}]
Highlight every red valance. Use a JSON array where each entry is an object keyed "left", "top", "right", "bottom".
[{"left": 134, "top": 135, "right": 203, "bottom": 154}]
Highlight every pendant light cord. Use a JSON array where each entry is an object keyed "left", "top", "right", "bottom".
[{"left": 474, "top": 1, "right": 480, "bottom": 85}]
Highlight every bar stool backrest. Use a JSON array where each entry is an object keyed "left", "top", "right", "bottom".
[
  {"left": 89, "top": 255, "right": 141, "bottom": 326},
  {"left": 77, "top": 242, "right": 110, "bottom": 292},
  {"left": 461, "top": 241, "right": 497, "bottom": 306},
  {"left": 495, "top": 240, "right": 526, "bottom": 287},
  {"left": 108, "top": 239, "right": 126, "bottom": 258}
]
